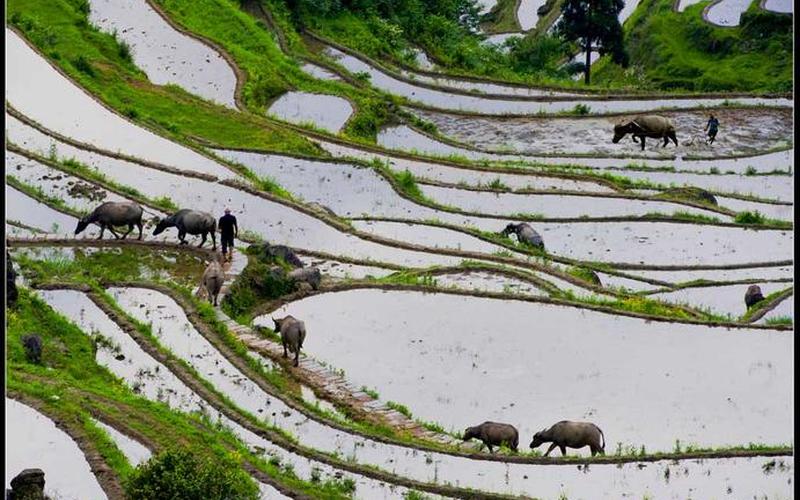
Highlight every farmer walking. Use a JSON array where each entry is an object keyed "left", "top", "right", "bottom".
[
  {"left": 219, "top": 208, "right": 238, "bottom": 262},
  {"left": 705, "top": 114, "right": 719, "bottom": 145}
]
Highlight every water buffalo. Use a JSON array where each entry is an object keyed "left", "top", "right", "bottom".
[
  {"left": 21, "top": 334, "right": 43, "bottom": 364},
  {"left": 7, "top": 251, "right": 18, "bottom": 306},
  {"left": 745, "top": 285, "right": 765, "bottom": 308},
  {"left": 463, "top": 422, "right": 519, "bottom": 453},
  {"left": 201, "top": 258, "right": 225, "bottom": 306},
  {"left": 612, "top": 115, "right": 678, "bottom": 151},
  {"left": 501, "top": 223, "right": 544, "bottom": 249},
  {"left": 75, "top": 201, "right": 144, "bottom": 240},
  {"left": 288, "top": 267, "right": 321, "bottom": 291},
  {"left": 153, "top": 209, "right": 216, "bottom": 249},
  {"left": 530, "top": 420, "right": 605, "bottom": 457},
  {"left": 272, "top": 316, "right": 306, "bottom": 367}
]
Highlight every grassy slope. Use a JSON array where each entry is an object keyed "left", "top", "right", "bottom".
[
  {"left": 8, "top": 0, "right": 320, "bottom": 153},
  {"left": 591, "top": 0, "right": 793, "bottom": 91}
]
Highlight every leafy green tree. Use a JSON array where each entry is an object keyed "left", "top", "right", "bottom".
[
  {"left": 124, "top": 448, "right": 259, "bottom": 500},
  {"left": 556, "top": 0, "right": 628, "bottom": 84}
]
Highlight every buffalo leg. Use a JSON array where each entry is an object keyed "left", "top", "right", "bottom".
[
  {"left": 178, "top": 230, "right": 187, "bottom": 245},
  {"left": 662, "top": 136, "right": 669, "bottom": 147},
  {"left": 211, "top": 232, "right": 217, "bottom": 251},
  {"left": 560, "top": 445, "right": 567, "bottom": 456},
  {"left": 486, "top": 442, "right": 494, "bottom": 454},
  {"left": 137, "top": 221, "right": 143, "bottom": 240},
  {"left": 108, "top": 226, "right": 120, "bottom": 239},
  {"left": 544, "top": 443, "right": 557, "bottom": 457},
  {"left": 197, "top": 233, "right": 207, "bottom": 248},
  {"left": 282, "top": 342, "right": 288, "bottom": 359},
  {"left": 121, "top": 224, "right": 134, "bottom": 240},
  {"left": 97, "top": 225, "right": 105, "bottom": 240},
  {"left": 294, "top": 349, "right": 299, "bottom": 367},
  {"left": 640, "top": 136, "right": 646, "bottom": 151},
  {"left": 671, "top": 132, "right": 679, "bottom": 147}
]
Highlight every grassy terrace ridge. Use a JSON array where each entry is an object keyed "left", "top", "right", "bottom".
[
  {"left": 6, "top": 288, "right": 358, "bottom": 499},
  {"left": 592, "top": 0, "right": 793, "bottom": 92}
]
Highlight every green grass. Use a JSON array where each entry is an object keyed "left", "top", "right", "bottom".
[
  {"left": 6, "top": 174, "right": 85, "bottom": 217},
  {"left": 8, "top": 0, "right": 321, "bottom": 153},
  {"left": 592, "top": 0, "right": 792, "bottom": 92},
  {"left": 764, "top": 315, "right": 793, "bottom": 326},
  {"left": 740, "top": 287, "right": 794, "bottom": 322},
  {"left": 386, "top": 401, "right": 413, "bottom": 418},
  {"left": 481, "top": 0, "right": 522, "bottom": 33}
]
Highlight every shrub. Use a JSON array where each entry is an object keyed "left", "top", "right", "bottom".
[
  {"left": 734, "top": 211, "right": 765, "bottom": 224},
  {"left": 124, "top": 448, "right": 259, "bottom": 500},
  {"left": 72, "top": 55, "right": 95, "bottom": 77}
]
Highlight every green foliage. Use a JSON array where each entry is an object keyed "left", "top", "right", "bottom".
[
  {"left": 124, "top": 447, "right": 259, "bottom": 500},
  {"left": 734, "top": 211, "right": 765, "bottom": 224},
  {"left": 567, "top": 266, "right": 601, "bottom": 285},
  {"left": 361, "top": 386, "right": 380, "bottom": 399},
  {"left": 557, "top": 0, "right": 628, "bottom": 83},
  {"left": 221, "top": 250, "right": 296, "bottom": 322},
  {"left": 507, "top": 34, "right": 571, "bottom": 79},
  {"left": 593, "top": 0, "right": 792, "bottom": 91}
]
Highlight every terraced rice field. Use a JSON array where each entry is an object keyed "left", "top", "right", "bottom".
[{"left": 5, "top": 1, "right": 793, "bottom": 499}]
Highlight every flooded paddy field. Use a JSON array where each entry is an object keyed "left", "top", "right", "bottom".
[
  {"left": 6, "top": 184, "right": 86, "bottom": 236},
  {"left": 623, "top": 265, "right": 794, "bottom": 285},
  {"left": 351, "top": 217, "right": 793, "bottom": 268},
  {"left": 6, "top": 28, "right": 234, "bottom": 179},
  {"left": 6, "top": 398, "right": 108, "bottom": 500},
  {"left": 322, "top": 45, "right": 791, "bottom": 114},
  {"left": 267, "top": 289, "right": 792, "bottom": 452},
  {"left": 87, "top": 0, "right": 237, "bottom": 108},
  {"left": 6, "top": 150, "right": 161, "bottom": 219},
  {"left": 39, "top": 289, "right": 408, "bottom": 497},
  {"left": 267, "top": 91, "right": 353, "bottom": 133},
  {"left": 430, "top": 270, "right": 548, "bottom": 296},
  {"left": 92, "top": 419, "right": 153, "bottom": 467},
  {"left": 419, "top": 184, "right": 728, "bottom": 219},
  {"left": 376, "top": 124, "right": 795, "bottom": 177},
  {"left": 650, "top": 282, "right": 792, "bottom": 318},
  {"left": 412, "top": 107, "right": 794, "bottom": 158}
]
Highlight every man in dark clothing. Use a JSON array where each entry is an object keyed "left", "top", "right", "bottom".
[
  {"left": 219, "top": 208, "right": 238, "bottom": 261},
  {"left": 705, "top": 114, "right": 719, "bottom": 145}
]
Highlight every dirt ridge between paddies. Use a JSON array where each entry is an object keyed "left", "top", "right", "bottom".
[
  {"left": 32, "top": 282, "right": 519, "bottom": 500},
  {"left": 6, "top": 392, "right": 125, "bottom": 500},
  {"left": 304, "top": 31, "right": 793, "bottom": 103}
]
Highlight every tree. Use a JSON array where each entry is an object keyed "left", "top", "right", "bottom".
[
  {"left": 124, "top": 448, "right": 259, "bottom": 500},
  {"left": 556, "top": 0, "right": 628, "bottom": 84}
]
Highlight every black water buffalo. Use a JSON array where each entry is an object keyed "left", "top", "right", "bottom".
[
  {"left": 75, "top": 201, "right": 144, "bottom": 240},
  {"left": 530, "top": 420, "right": 605, "bottom": 457},
  {"left": 501, "top": 223, "right": 544, "bottom": 249},
  {"left": 272, "top": 316, "right": 307, "bottom": 367},
  {"left": 612, "top": 115, "right": 678, "bottom": 151},
  {"left": 463, "top": 422, "right": 519, "bottom": 453},
  {"left": 153, "top": 209, "right": 217, "bottom": 249},
  {"left": 745, "top": 285, "right": 765, "bottom": 308}
]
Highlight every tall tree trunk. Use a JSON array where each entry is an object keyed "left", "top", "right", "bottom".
[{"left": 584, "top": 37, "right": 592, "bottom": 85}]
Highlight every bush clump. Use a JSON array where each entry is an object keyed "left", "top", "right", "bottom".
[{"left": 124, "top": 448, "right": 259, "bottom": 500}]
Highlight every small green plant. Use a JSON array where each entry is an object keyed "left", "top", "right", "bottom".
[
  {"left": 572, "top": 103, "right": 591, "bottom": 115},
  {"left": 745, "top": 166, "right": 758, "bottom": 176},
  {"left": 734, "top": 211, "right": 765, "bottom": 224},
  {"left": 386, "top": 400, "right": 412, "bottom": 418},
  {"left": 764, "top": 316, "right": 792, "bottom": 326},
  {"left": 72, "top": 55, "right": 95, "bottom": 77},
  {"left": 361, "top": 386, "right": 380, "bottom": 399},
  {"left": 488, "top": 177, "right": 509, "bottom": 190}
]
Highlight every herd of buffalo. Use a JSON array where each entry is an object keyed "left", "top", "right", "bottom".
[{"left": 64, "top": 114, "right": 772, "bottom": 457}]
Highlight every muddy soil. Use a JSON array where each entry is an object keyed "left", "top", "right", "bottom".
[{"left": 413, "top": 107, "right": 794, "bottom": 158}]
